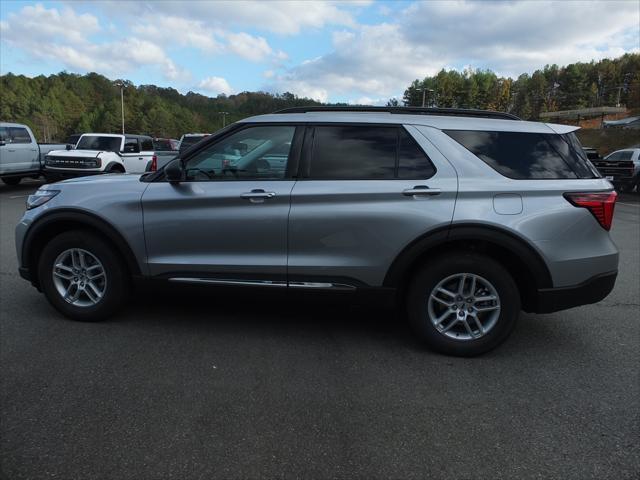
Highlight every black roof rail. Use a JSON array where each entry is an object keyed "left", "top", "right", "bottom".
[{"left": 273, "top": 106, "right": 521, "bottom": 120}]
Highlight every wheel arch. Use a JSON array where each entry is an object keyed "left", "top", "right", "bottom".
[
  {"left": 383, "top": 224, "right": 552, "bottom": 312},
  {"left": 104, "top": 161, "right": 125, "bottom": 172},
  {"left": 22, "top": 209, "right": 141, "bottom": 288}
]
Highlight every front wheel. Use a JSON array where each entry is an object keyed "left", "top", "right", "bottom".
[
  {"left": 406, "top": 252, "right": 520, "bottom": 356},
  {"left": 38, "top": 230, "right": 129, "bottom": 321}
]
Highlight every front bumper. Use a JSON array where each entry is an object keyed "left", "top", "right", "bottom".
[
  {"left": 533, "top": 271, "right": 617, "bottom": 313},
  {"left": 43, "top": 167, "right": 103, "bottom": 180}
]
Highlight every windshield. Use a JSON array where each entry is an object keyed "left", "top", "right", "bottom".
[{"left": 76, "top": 136, "right": 122, "bottom": 152}]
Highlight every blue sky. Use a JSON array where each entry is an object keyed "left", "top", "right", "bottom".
[{"left": 1, "top": 1, "right": 638, "bottom": 103}]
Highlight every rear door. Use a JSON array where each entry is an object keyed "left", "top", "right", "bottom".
[
  {"left": 287, "top": 124, "right": 457, "bottom": 288},
  {"left": 142, "top": 124, "right": 302, "bottom": 283},
  {"left": 120, "top": 137, "right": 148, "bottom": 173}
]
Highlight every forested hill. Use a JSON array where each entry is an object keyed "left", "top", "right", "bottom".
[
  {"left": 1, "top": 53, "right": 639, "bottom": 141},
  {"left": 400, "top": 53, "right": 640, "bottom": 118},
  {"left": 0, "top": 72, "right": 324, "bottom": 141}
]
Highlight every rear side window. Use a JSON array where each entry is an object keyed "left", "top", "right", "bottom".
[
  {"left": 445, "top": 130, "right": 599, "bottom": 179},
  {"left": 398, "top": 128, "right": 436, "bottom": 179},
  {"left": 310, "top": 126, "right": 435, "bottom": 179},
  {"left": 9, "top": 127, "right": 31, "bottom": 144},
  {"left": 140, "top": 138, "right": 153, "bottom": 151}
]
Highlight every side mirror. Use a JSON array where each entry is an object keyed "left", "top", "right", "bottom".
[
  {"left": 165, "top": 158, "right": 184, "bottom": 183},
  {"left": 66, "top": 144, "right": 72, "bottom": 150},
  {"left": 0, "top": 140, "right": 6, "bottom": 147}
]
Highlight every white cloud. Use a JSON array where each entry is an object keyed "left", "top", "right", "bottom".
[
  {"left": 224, "top": 32, "right": 283, "bottom": 62},
  {"left": 198, "top": 76, "right": 235, "bottom": 95},
  {"left": 100, "top": 0, "right": 357, "bottom": 35},
  {"left": 0, "top": 4, "right": 188, "bottom": 80},
  {"left": 269, "top": 0, "right": 639, "bottom": 100}
]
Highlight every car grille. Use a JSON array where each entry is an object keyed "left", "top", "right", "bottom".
[{"left": 45, "top": 156, "right": 99, "bottom": 168}]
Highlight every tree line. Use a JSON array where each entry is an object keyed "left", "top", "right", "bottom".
[
  {"left": 1, "top": 53, "right": 638, "bottom": 141},
  {"left": 397, "top": 53, "right": 640, "bottom": 119},
  {"left": 0, "top": 72, "right": 324, "bottom": 141}
]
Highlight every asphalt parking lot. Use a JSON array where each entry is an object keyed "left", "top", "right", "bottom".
[{"left": 1, "top": 179, "right": 638, "bottom": 480}]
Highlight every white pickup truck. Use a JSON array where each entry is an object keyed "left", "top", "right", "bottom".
[
  {"left": 43, "top": 133, "right": 156, "bottom": 181},
  {"left": 0, "top": 122, "right": 67, "bottom": 185}
]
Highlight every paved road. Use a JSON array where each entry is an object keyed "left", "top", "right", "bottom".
[{"left": 1, "top": 180, "right": 638, "bottom": 480}]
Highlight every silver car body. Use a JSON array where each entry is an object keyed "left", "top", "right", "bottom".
[{"left": 16, "top": 111, "right": 618, "bottom": 313}]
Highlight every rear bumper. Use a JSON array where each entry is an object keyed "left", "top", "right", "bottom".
[{"left": 533, "top": 271, "right": 617, "bottom": 313}]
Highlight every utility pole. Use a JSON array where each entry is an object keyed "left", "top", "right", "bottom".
[
  {"left": 421, "top": 88, "right": 434, "bottom": 108},
  {"left": 220, "top": 111, "right": 229, "bottom": 128},
  {"left": 115, "top": 81, "right": 125, "bottom": 134}
]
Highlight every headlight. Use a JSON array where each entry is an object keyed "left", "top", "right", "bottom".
[{"left": 26, "top": 189, "right": 60, "bottom": 210}]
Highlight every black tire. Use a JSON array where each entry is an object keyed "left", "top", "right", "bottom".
[
  {"left": 406, "top": 252, "right": 520, "bottom": 356},
  {"left": 37, "top": 230, "right": 129, "bottom": 322},
  {"left": 1, "top": 177, "right": 21, "bottom": 185},
  {"left": 107, "top": 165, "right": 125, "bottom": 174}
]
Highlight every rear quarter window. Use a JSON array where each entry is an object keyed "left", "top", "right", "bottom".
[{"left": 444, "top": 130, "right": 599, "bottom": 179}]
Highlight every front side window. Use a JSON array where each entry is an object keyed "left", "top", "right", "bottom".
[
  {"left": 184, "top": 126, "right": 295, "bottom": 181},
  {"left": 9, "top": 127, "right": 31, "bottom": 144},
  {"left": 309, "top": 126, "right": 435, "bottom": 180},
  {"left": 445, "top": 130, "right": 599, "bottom": 179},
  {"left": 76, "top": 136, "right": 122, "bottom": 152},
  {"left": 0, "top": 127, "right": 8, "bottom": 142}
]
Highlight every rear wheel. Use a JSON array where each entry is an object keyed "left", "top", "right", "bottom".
[
  {"left": 38, "top": 230, "right": 129, "bottom": 321},
  {"left": 1, "top": 177, "right": 21, "bottom": 185},
  {"left": 406, "top": 252, "right": 520, "bottom": 356}
]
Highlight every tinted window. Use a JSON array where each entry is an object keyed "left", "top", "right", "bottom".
[
  {"left": 311, "top": 126, "right": 396, "bottom": 179},
  {"left": 0, "top": 127, "right": 8, "bottom": 142},
  {"left": 398, "top": 128, "right": 436, "bottom": 179},
  {"left": 76, "top": 136, "right": 122, "bottom": 152},
  {"left": 9, "top": 127, "right": 31, "bottom": 144},
  {"left": 123, "top": 138, "right": 140, "bottom": 153},
  {"left": 153, "top": 139, "right": 177, "bottom": 151},
  {"left": 184, "top": 126, "right": 295, "bottom": 181},
  {"left": 606, "top": 151, "right": 634, "bottom": 161},
  {"left": 140, "top": 138, "right": 154, "bottom": 151},
  {"left": 445, "top": 130, "right": 598, "bottom": 179}
]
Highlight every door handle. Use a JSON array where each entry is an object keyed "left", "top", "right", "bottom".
[
  {"left": 403, "top": 185, "right": 441, "bottom": 196},
  {"left": 138, "top": 157, "right": 144, "bottom": 160},
  {"left": 8, "top": 149, "right": 16, "bottom": 152},
  {"left": 240, "top": 189, "right": 276, "bottom": 203}
]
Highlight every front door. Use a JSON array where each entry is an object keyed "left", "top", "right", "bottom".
[
  {"left": 0, "top": 126, "right": 38, "bottom": 173},
  {"left": 141, "top": 124, "right": 302, "bottom": 284}
]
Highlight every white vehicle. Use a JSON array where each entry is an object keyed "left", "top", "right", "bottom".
[
  {"left": 0, "top": 122, "right": 67, "bottom": 185},
  {"left": 43, "top": 133, "right": 156, "bottom": 181}
]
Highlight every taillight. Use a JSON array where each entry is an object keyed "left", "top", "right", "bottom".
[
  {"left": 564, "top": 191, "right": 617, "bottom": 231},
  {"left": 150, "top": 155, "right": 157, "bottom": 172}
]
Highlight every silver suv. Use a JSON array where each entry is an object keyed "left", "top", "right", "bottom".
[{"left": 15, "top": 107, "right": 619, "bottom": 356}]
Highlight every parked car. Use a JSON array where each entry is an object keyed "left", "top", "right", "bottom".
[
  {"left": 16, "top": 107, "right": 619, "bottom": 356},
  {"left": 151, "top": 137, "right": 179, "bottom": 171},
  {"left": 178, "top": 133, "right": 210, "bottom": 155},
  {"left": 43, "top": 133, "right": 156, "bottom": 181},
  {"left": 0, "top": 122, "right": 67, "bottom": 185},
  {"left": 591, "top": 148, "right": 639, "bottom": 192}
]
